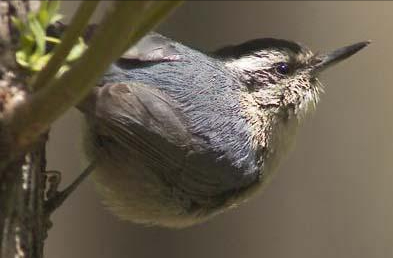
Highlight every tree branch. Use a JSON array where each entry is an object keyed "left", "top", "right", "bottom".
[
  {"left": 31, "top": 1, "right": 99, "bottom": 91},
  {"left": 0, "top": 1, "right": 183, "bottom": 257},
  {"left": 5, "top": 0, "right": 182, "bottom": 155}
]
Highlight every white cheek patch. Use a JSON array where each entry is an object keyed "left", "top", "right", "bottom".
[
  {"left": 225, "top": 56, "right": 271, "bottom": 71},
  {"left": 225, "top": 50, "right": 290, "bottom": 72},
  {"left": 296, "top": 81, "right": 324, "bottom": 120}
]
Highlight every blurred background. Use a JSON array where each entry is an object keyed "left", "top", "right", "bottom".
[{"left": 46, "top": 2, "right": 392, "bottom": 258}]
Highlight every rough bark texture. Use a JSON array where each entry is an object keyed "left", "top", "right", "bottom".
[
  {"left": 0, "top": 1, "right": 47, "bottom": 258},
  {"left": 0, "top": 1, "right": 181, "bottom": 257},
  {"left": 0, "top": 136, "right": 47, "bottom": 258}
]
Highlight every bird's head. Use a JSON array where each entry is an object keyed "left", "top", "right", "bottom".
[{"left": 218, "top": 39, "right": 369, "bottom": 120}]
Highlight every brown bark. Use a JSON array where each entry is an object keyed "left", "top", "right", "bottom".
[
  {"left": 0, "top": 1, "right": 182, "bottom": 257},
  {"left": 0, "top": 1, "right": 47, "bottom": 257}
]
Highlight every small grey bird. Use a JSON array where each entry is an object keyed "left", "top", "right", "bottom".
[{"left": 79, "top": 33, "right": 369, "bottom": 228}]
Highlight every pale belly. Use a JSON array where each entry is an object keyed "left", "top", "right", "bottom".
[{"left": 82, "top": 115, "right": 300, "bottom": 228}]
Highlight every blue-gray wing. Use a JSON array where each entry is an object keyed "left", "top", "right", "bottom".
[
  {"left": 82, "top": 82, "right": 253, "bottom": 207},
  {"left": 88, "top": 83, "right": 193, "bottom": 151}
]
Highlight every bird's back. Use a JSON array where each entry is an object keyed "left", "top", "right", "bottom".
[
  {"left": 80, "top": 33, "right": 265, "bottom": 227},
  {"left": 99, "top": 34, "right": 261, "bottom": 182}
]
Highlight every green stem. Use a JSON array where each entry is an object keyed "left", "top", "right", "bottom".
[
  {"left": 31, "top": 1, "right": 100, "bottom": 91},
  {"left": 6, "top": 1, "right": 183, "bottom": 149},
  {"left": 121, "top": 1, "right": 184, "bottom": 54}
]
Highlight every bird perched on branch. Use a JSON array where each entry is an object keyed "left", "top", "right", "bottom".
[{"left": 76, "top": 32, "right": 369, "bottom": 228}]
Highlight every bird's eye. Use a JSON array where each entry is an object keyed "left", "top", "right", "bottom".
[{"left": 275, "top": 62, "right": 291, "bottom": 75}]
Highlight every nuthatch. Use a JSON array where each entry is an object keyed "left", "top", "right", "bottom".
[{"left": 78, "top": 33, "right": 369, "bottom": 228}]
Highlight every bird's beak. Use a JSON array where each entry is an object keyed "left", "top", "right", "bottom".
[{"left": 311, "top": 41, "right": 370, "bottom": 74}]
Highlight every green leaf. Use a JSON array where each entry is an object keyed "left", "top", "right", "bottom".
[
  {"left": 47, "top": 0, "right": 61, "bottom": 21},
  {"left": 45, "top": 36, "right": 61, "bottom": 44},
  {"left": 38, "top": 0, "right": 48, "bottom": 13},
  {"left": 11, "top": 16, "right": 25, "bottom": 33},
  {"left": 28, "top": 16, "right": 46, "bottom": 55},
  {"left": 31, "top": 54, "right": 52, "bottom": 71},
  {"left": 21, "top": 34, "right": 35, "bottom": 50},
  {"left": 38, "top": 9, "right": 49, "bottom": 28},
  {"left": 13, "top": 0, "right": 70, "bottom": 73},
  {"left": 66, "top": 38, "right": 87, "bottom": 62},
  {"left": 37, "top": 0, "right": 61, "bottom": 27},
  {"left": 50, "top": 13, "right": 63, "bottom": 24},
  {"left": 57, "top": 65, "right": 70, "bottom": 77},
  {"left": 16, "top": 51, "right": 30, "bottom": 68}
]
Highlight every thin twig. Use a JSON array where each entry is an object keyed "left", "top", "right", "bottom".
[
  {"left": 120, "top": 1, "right": 184, "bottom": 54},
  {"left": 31, "top": 1, "right": 100, "bottom": 91},
  {"left": 0, "top": 1, "right": 183, "bottom": 256},
  {"left": 44, "top": 162, "right": 96, "bottom": 215},
  {"left": 5, "top": 0, "right": 183, "bottom": 152}
]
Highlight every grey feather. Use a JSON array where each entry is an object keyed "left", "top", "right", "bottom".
[{"left": 79, "top": 31, "right": 366, "bottom": 227}]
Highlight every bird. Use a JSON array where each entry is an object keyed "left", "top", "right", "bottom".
[{"left": 77, "top": 32, "right": 369, "bottom": 228}]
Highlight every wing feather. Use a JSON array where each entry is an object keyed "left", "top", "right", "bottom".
[{"left": 85, "top": 83, "right": 192, "bottom": 171}]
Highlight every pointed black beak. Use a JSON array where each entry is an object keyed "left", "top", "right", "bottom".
[{"left": 312, "top": 41, "right": 370, "bottom": 74}]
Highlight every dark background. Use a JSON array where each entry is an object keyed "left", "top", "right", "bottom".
[{"left": 46, "top": 2, "right": 392, "bottom": 258}]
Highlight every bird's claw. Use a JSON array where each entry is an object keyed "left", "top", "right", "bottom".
[
  {"left": 44, "top": 170, "right": 61, "bottom": 201},
  {"left": 44, "top": 163, "right": 96, "bottom": 216}
]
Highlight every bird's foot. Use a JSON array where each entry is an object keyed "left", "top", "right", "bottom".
[{"left": 44, "top": 163, "right": 96, "bottom": 216}]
